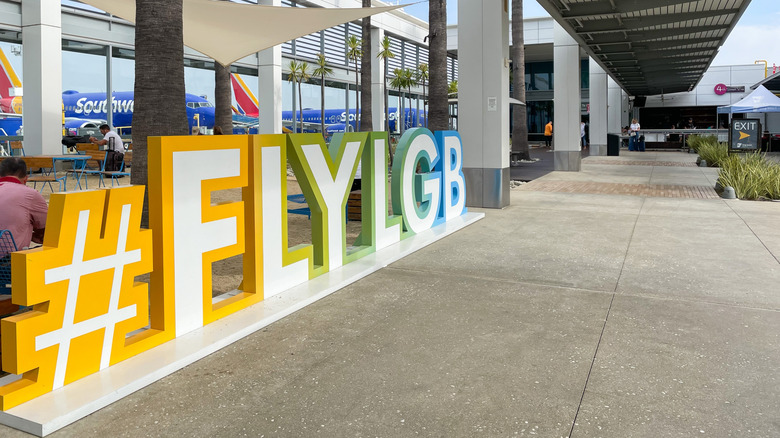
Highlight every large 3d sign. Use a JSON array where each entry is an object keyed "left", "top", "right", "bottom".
[{"left": 0, "top": 128, "right": 466, "bottom": 410}]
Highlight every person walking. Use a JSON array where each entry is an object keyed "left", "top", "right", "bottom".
[
  {"left": 580, "top": 121, "right": 588, "bottom": 150},
  {"left": 544, "top": 121, "right": 553, "bottom": 149}
]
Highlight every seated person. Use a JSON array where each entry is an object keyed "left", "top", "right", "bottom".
[
  {"left": 90, "top": 124, "right": 124, "bottom": 154},
  {"left": 0, "top": 157, "right": 48, "bottom": 250},
  {"left": 90, "top": 124, "right": 125, "bottom": 171}
]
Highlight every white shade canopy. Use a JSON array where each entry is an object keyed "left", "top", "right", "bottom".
[
  {"left": 717, "top": 85, "right": 780, "bottom": 114},
  {"left": 78, "top": 0, "right": 403, "bottom": 66}
]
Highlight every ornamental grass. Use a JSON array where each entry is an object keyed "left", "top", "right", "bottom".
[
  {"left": 696, "top": 140, "right": 729, "bottom": 167},
  {"left": 686, "top": 134, "right": 719, "bottom": 153},
  {"left": 718, "top": 152, "right": 780, "bottom": 200}
]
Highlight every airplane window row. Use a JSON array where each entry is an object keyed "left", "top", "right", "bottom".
[{"left": 187, "top": 102, "right": 214, "bottom": 109}]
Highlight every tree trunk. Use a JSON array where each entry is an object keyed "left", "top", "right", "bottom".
[
  {"left": 423, "top": 83, "right": 427, "bottom": 127},
  {"left": 399, "top": 90, "right": 405, "bottom": 134},
  {"left": 407, "top": 91, "right": 413, "bottom": 130},
  {"left": 320, "top": 75, "right": 326, "bottom": 138},
  {"left": 133, "top": 0, "right": 188, "bottom": 225},
  {"left": 511, "top": 0, "right": 531, "bottom": 160},
  {"left": 355, "top": 68, "right": 360, "bottom": 132},
  {"left": 215, "top": 63, "right": 232, "bottom": 134},
  {"left": 384, "top": 75, "right": 389, "bottom": 132},
  {"left": 428, "top": 0, "right": 448, "bottom": 131},
  {"left": 360, "top": 0, "right": 373, "bottom": 132},
  {"left": 291, "top": 76, "right": 298, "bottom": 133},
  {"left": 298, "top": 81, "right": 304, "bottom": 133}
]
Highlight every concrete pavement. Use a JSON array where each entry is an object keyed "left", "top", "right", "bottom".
[{"left": 3, "top": 151, "right": 778, "bottom": 437}]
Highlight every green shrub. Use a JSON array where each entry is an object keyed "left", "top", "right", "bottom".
[
  {"left": 718, "top": 152, "right": 780, "bottom": 200},
  {"left": 697, "top": 141, "right": 729, "bottom": 167},
  {"left": 687, "top": 134, "right": 718, "bottom": 153}
]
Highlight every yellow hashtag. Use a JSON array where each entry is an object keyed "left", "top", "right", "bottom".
[{"left": 0, "top": 186, "right": 153, "bottom": 410}]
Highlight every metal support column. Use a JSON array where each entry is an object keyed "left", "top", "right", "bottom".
[
  {"left": 553, "top": 21, "right": 581, "bottom": 171},
  {"left": 458, "top": 1, "right": 510, "bottom": 208}
]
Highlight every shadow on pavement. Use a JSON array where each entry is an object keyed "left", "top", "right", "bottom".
[{"left": 510, "top": 145, "right": 591, "bottom": 181}]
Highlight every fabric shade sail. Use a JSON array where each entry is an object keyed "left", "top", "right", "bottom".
[
  {"left": 718, "top": 85, "right": 780, "bottom": 114},
  {"left": 78, "top": 0, "right": 403, "bottom": 66}
]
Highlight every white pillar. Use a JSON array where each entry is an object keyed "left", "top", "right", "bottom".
[
  {"left": 458, "top": 1, "right": 510, "bottom": 208},
  {"left": 589, "top": 58, "right": 608, "bottom": 156},
  {"left": 258, "top": 0, "right": 282, "bottom": 134},
  {"left": 607, "top": 77, "right": 622, "bottom": 135},
  {"left": 371, "top": 28, "right": 384, "bottom": 132},
  {"left": 553, "top": 21, "right": 581, "bottom": 171},
  {"left": 22, "top": 0, "right": 62, "bottom": 155}
]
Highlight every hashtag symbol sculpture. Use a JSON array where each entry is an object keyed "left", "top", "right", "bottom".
[{"left": 0, "top": 186, "right": 154, "bottom": 410}]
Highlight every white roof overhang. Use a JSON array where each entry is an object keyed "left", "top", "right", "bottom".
[
  {"left": 78, "top": 0, "right": 402, "bottom": 67},
  {"left": 536, "top": 0, "right": 753, "bottom": 96}
]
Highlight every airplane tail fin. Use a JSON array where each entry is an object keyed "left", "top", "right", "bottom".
[
  {"left": 231, "top": 73, "right": 259, "bottom": 117},
  {"left": 0, "top": 47, "right": 22, "bottom": 101}
]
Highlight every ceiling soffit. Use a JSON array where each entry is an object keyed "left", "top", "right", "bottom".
[{"left": 536, "top": 0, "right": 753, "bottom": 96}]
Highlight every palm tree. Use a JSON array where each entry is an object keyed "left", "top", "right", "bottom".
[
  {"left": 448, "top": 80, "right": 458, "bottom": 96},
  {"left": 428, "top": 0, "right": 448, "bottom": 131},
  {"left": 511, "top": 0, "right": 531, "bottom": 160},
  {"left": 287, "top": 60, "right": 300, "bottom": 132},
  {"left": 213, "top": 0, "right": 232, "bottom": 136},
  {"left": 377, "top": 35, "right": 395, "bottom": 132},
  {"left": 403, "top": 68, "right": 416, "bottom": 129},
  {"left": 389, "top": 68, "right": 409, "bottom": 134},
  {"left": 416, "top": 63, "right": 429, "bottom": 127},
  {"left": 313, "top": 53, "right": 333, "bottom": 138},
  {"left": 133, "top": 0, "right": 188, "bottom": 224},
  {"left": 287, "top": 60, "right": 309, "bottom": 133},
  {"left": 215, "top": 63, "right": 232, "bottom": 135},
  {"left": 346, "top": 35, "right": 362, "bottom": 131},
  {"left": 360, "top": 0, "right": 372, "bottom": 131},
  {"left": 298, "top": 62, "right": 310, "bottom": 133}
]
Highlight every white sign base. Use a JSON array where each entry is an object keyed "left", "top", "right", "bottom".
[{"left": 0, "top": 212, "right": 484, "bottom": 436}]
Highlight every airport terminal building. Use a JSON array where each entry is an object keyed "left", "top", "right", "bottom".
[{"left": 0, "top": 0, "right": 763, "bottom": 206}]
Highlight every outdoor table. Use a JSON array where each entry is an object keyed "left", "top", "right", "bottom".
[{"left": 24, "top": 155, "right": 92, "bottom": 192}]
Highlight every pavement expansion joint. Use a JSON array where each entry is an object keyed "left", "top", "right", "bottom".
[
  {"left": 585, "top": 159, "right": 698, "bottom": 167},
  {"left": 518, "top": 180, "right": 719, "bottom": 199}
]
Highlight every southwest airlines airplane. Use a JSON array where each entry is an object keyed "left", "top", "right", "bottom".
[
  {"left": 0, "top": 47, "right": 214, "bottom": 136},
  {"left": 231, "top": 72, "right": 425, "bottom": 134},
  {"left": 0, "top": 46, "right": 423, "bottom": 137}
]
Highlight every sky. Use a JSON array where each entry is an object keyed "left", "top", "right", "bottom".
[{"left": 400, "top": 0, "right": 780, "bottom": 68}]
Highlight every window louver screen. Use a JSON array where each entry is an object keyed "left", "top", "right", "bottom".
[
  {"left": 324, "top": 26, "right": 347, "bottom": 65},
  {"left": 296, "top": 32, "right": 321, "bottom": 61},
  {"left": 403, "top": 41, "right": 418, "bottom": 70},
  {"left": 419, "top": 47, "right": 429, "bottom": 67},
  {"left": 388, "top": 37, "right": 403, "bottom": 73}
]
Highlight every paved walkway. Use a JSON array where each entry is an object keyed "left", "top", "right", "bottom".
[{"left": 4, "top": 151, "right": 779, "bottom": 437}]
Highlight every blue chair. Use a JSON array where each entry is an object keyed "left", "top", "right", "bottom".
[
  {"left": 287, "top": 193, "right": 311, "bottom": 218},
  {"left": 0, "top": 229, "right": 18, "bottom": 295},
  {"left": 286, "top": 193, "right": 349, "bottom": 222},
  {"left": 101, "top": 152, "right": 131, "bottom": 187},
  {"left": 80, "top": 151, "right": 108, "bottom": 189}
]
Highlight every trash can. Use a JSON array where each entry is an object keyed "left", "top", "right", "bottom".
[{"left": 607, "top": 134, "right": 620, "bottom": 156}]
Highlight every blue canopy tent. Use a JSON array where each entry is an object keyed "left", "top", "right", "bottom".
[{"left": 717, "top": 85, "right": 780, "bottom": 114}]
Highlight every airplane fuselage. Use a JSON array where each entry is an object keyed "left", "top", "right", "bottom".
[
  {"left": 61, "top": 90, "right": 216, "bottom": 133},
  {"left": 282, "top": 107, "right": 426, "bottom": 133}
]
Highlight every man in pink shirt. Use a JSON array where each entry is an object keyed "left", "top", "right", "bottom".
[{"left": 0, "top": 157, "right": 48, "bottom": 249}]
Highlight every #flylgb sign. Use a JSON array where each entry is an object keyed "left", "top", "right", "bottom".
[{"left": 0, "top": 128, "right": 468, "bottom": 411}]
